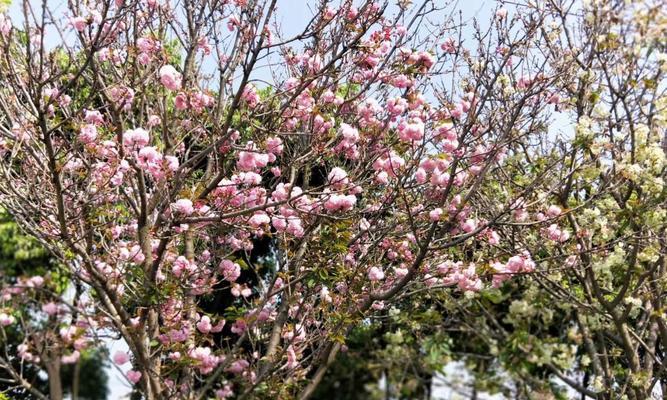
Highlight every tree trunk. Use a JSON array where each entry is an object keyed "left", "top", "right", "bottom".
[
  {"left": 72, "top": 358, "right": 81, "bottom": 400},
  {"left": 46, "top": 360, "right": 63, "bottom": 400}
]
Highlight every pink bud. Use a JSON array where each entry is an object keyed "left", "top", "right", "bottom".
[
  {"left": 113, "top": 351, "right": 130, "bottom": 365},
  {"left": 69, "top": 16, "right": 87, "bottom": 32}
]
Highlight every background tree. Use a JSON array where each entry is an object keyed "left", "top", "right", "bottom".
[
  {"left": 0, "top": 209, "right": 109, "bottom": 399},
  {"left": 317, "top": 1, "right": 667, "bottom": 399}
]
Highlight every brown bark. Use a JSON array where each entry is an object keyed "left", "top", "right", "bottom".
[{"left": 45, "top": 360, "right": 63, "bottom": 400}]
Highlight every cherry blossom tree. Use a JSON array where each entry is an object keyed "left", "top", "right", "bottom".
[{"left": 0, "top": 0, "right": 662, "bottom": 399}]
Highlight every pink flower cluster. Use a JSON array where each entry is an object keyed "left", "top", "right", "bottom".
[
  {"left": 174, "top": 91, "right": 214, "bottom": 113},
  {"left": 491, "top": 252, "right": 537, "bottom": 287},
  {"left": 237, "top": 142, "right": 270, "bottom": 171},
  {"left": 189, "top": 346, "right": 224, "bottom": 374},
  {"left": 335, "top": 123, "right": 360, "bottom": 159},
  {"left": 160, "top": 65, "right": 182, "bottom": 91},
  {"left": 373, "top": 151, "right": 405, "bottom": 184}
]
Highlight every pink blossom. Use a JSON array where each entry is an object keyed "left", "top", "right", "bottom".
[
  {"left": 487, "top": 230, "right": 500, "bottom": 245},
  {"left": 546, "top": 205, "right": 562, "bottom": 218},
  {"left": 496, "top": 8, "right": 508, "bottom": 19},
  {"left": 216, "top": 384, "right": 234, "bottom": 399},
  {"left": 227, "top": 359, "right": 249, "bottom": 374},
  {"left": 323, "top": 194, "right": 357, "bottom": 212},
  {"left": 42, "top": 302, "right": 58, "bottom": 316},
  {"left": 513, "top": 207, "right": 528, "bottom": 222},
  {"left": 339, "top": 123, "right": 359, "bottom": 142},
  {"left": 387, "top": 97, "right": 408, "bottom": 115},
  {"left": 147, "top": 115, "right": 161, "bottom": 128},
  {"left": 241, "top": 85, "right": 260, "bottom": 108},
  {"left": 126, "top": 370, "right": 142, "bottom": 384},
  {"left": 123, "top": 128, "right": 150, "bottom": 148},
  {"left": 190, "top": 91, "right": 215, "bottom": 112},
  {"left": 417, "top": 51, "right": 435, "bottom": 69},
  {"left": 368, "top": 266, "right": 385, "bottom": 281},
  {"left": 286, "top": 345, "right": 299, "bottom": 369},
  {"left": 323, "top": 7, "right": 335, "bottom": 20},
  {"left": 517, "top": 76, "right": 532, "bottom": 89},
  {"left": 346, "top": 6, "right": 358, "bottom": 20},
  {"left": 321, "top": 90, "right": 336, "bottom": 103},
  {"left": 429, "top": 208, "right": 443, "bottom": 222},
  {"left": 69, "top": 16, "right": 87, "bottom": 32},
  {"left": 159, "top": 65, "right": 182, "bottom": 91},
  {"left": 219, "top": 260, "right": 241, "bottom": 282},
  {"left": 113, "top": 351, "right": 130, "bottom": 365},
  {"left": 248, "top": 211, "right": 270, "bottom": 228},
  {"left": 79, "top": 124, "right": 98, "bottom": 143},
  {"left": 266, "top": 136, "right": 283, "bottom": 155},
  {"left": 27, "top": 276, "right": 44, "bottom": 287},
  {"left": 272, "top": 216, "right": 287, "bottom": 231},
  {"left": 461, "top": 219, "right": 477, "bottom": 233},
  {"left": 84, "top": 110, "right": 105, "bottom": 125},
  {"left": 372, "top": 151, "right": 405, "bottom": 177},
  {"left": 135, "top": 146, "right": 163, "bottom": 177},
  {"left": 286, "top": 218, "right": 305, "bottom": 237},
  {"left": 227, "top": 15, "right": 240, "bottom": 31},
  {"left": 197, "top": 315, "right": 213, "bottom": 334},
  {"left": 137, "top": 37, "right": 160, "bottom": 54},
  {"left": 211, "top": 319, "right": 226, "bottom": 333},
  {"left": 109, "top": 86, "right": 134, "bottom": 110},
  {"left": 175, "top": 93, "right": 188, "bottom": 110},
  {"left": 165, "top": 155, "right": 179, "bottom": 171},
  {"left": 0, "top": 313, "right": 15, "bottom": 326},
  {"left": 440, "top": 37, "right": 457, "bottom": 54},
  {"left": 60, "top": 326, "right": 78, "bottom": 342},
  {"left": 415, "top": 168, "right": 427, "bottom": 183},
  {"left": 506, "top": 254, "right": 535, "bottom": 273},
  {"left": 398, "top": 118, "right": 425, "bottom": 142},
  {"left": 547, "top": 92, "right": 561, "bottom": 105},
  {"left": 173, "top": 199, "right": 194, "bottom": 215},
  {"left": 328, "top": 167, "right": 349, "bottom": 186},
  {"left": 545, "top": 224, "right": 570, "bottom": 242},
  {"left": 237, "top": 144, "right": 270, "bottom": 171},
  {"left": 172, "top": 256, "right": 195, "bottom": 277},
  {"left": 61, "top": 351, "right": 80, "bottom": 364},
  {"left": 391, "top": 74, "right": 413, "bottom": 88},
  {"left": 0, "top": 14, "right": 11, "bottom": 37},
  {"left": 430, "top": 169, "right": 450, "bottom": 187},
  {"left": 74, "top": 338, "right": 89, "bottom": 351}
]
